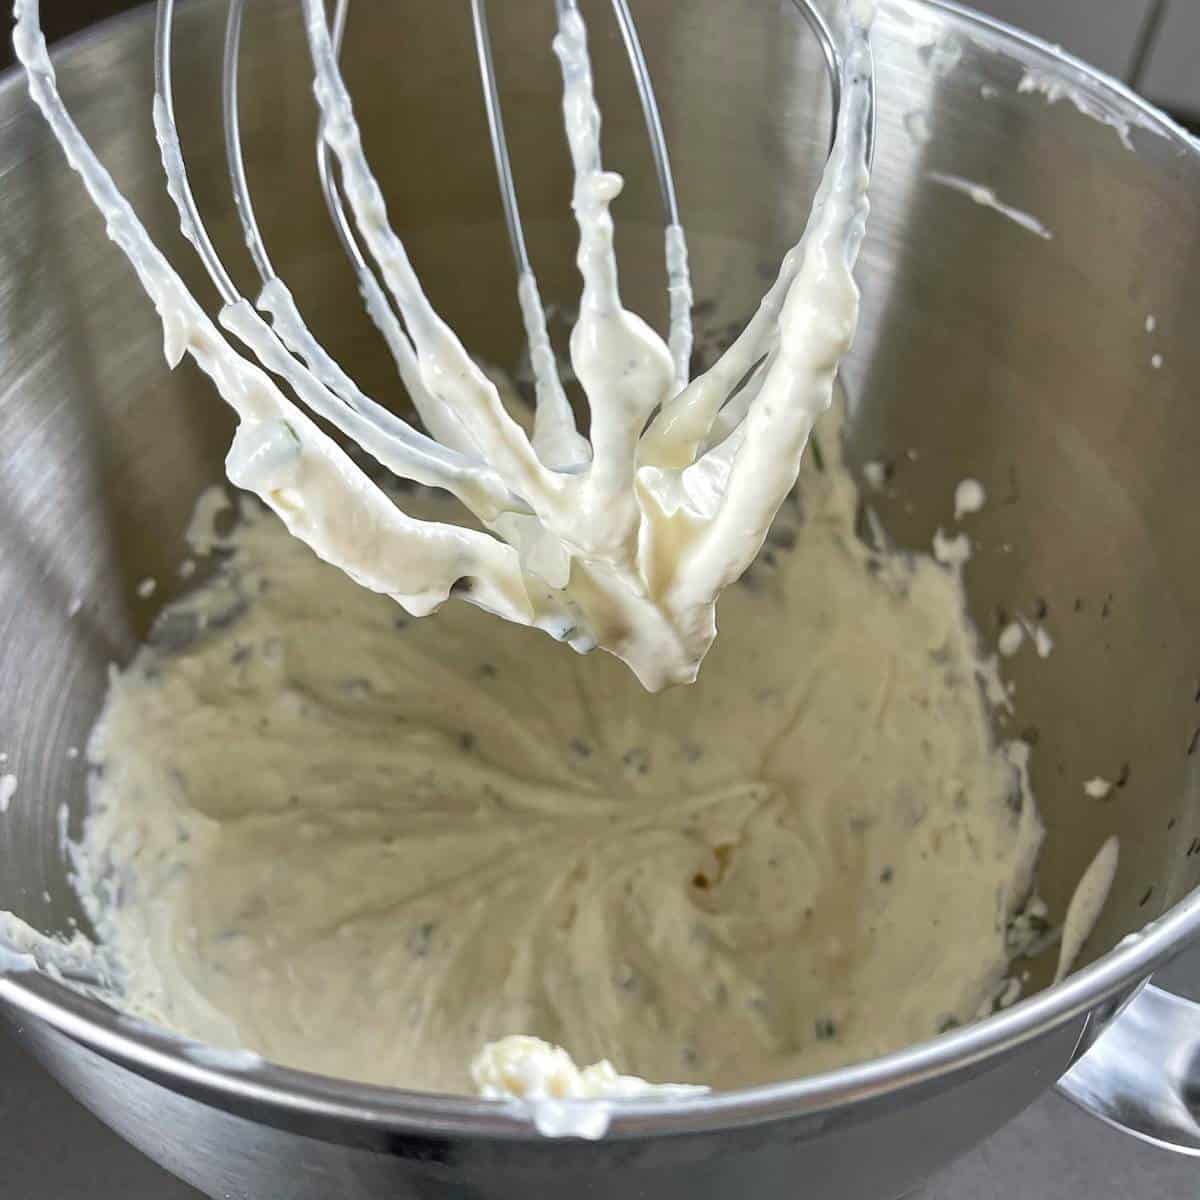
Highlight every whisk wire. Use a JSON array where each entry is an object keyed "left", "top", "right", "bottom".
[
  {"left": 469, "top": 0, "right": 588, "bottom": 469},
  {"left": 222, "top": 0, "right": 274, "bottom": 283},
  {"left": 154, "top": 0, "right": 237, "bottom": 304},
  {"left": 161, "top": 0, "right": 527, "bottom": 520},
  {"left": 609, "top": 0, "right": 692, "bottom": 388},
  {"left": 21, "top": 0, "right": 875, "bottom": 689},
  {"left": 176, "top": 0, "right": 859, "bottom": 465},
  {"left": 160, "top": 0, "right": 870, "bottom": 522},
  {"left": 469, "top": 0, "right": 535, "bottom": 282}
]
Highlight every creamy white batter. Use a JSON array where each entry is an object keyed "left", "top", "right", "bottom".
[
  {"left": 70, "top": 411, "right": 1045, "bottom": 1094},
  {"left": 926, "top": 172, "right": 1053, "bottom": 241},
  {"left": 1054, "top": 836, "right": 1119, "bottom": 985},
  {"left": 472, "top": 1035, "right": 707, "bottom": 1136}
]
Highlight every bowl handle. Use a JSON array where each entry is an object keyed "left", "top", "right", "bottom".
[{"left": 1057, "top": 982, "right": 1200, "bottom": 1155}]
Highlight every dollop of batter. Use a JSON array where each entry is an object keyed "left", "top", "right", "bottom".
[
  {"left": 73, "top": 414, "right": 1044, "bottom": 1093},
  {"left": 472, "top": 1035, "right": 706, "bottom": 1137},
  {"left": 472, "top": 1035, "right": 704, "bottom": 1103}
]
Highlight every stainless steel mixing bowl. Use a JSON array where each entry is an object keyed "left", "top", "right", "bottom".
[{"left": 1, "top": 2, "right": 1199, "bottom": 1197}]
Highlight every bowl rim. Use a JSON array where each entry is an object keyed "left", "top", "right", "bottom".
[{"left": 2, "top": 0, "right": 1200, "bottom": 1142}]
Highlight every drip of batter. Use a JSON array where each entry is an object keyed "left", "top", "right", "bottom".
[
  {"left": 71, "top": 407, "right": 1045, "bottom": 1096},
  {"left": 13, "top": 0, "right": 874, "bottom": 690}
]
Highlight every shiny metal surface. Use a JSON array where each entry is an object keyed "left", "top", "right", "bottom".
[
  {"left": 1, "top": 1, "right": 1200, "bottom": 1197},
  {"left": 1059, "top": 982, "right": 1200, "bottom": 1154},
  {"left": 6, "top": 1000, "right": 1200, "bottom": 1200}
]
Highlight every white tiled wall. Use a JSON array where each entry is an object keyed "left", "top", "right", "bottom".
[
  {"left": 966, "top": 0, "right": 1200, "bottom": 115},
  {"left": 966, "top": 0, "right": 1154, "bottom": 79},
  {"left": 1140, "top": 1, "right": 1200, "bottom": 114}
]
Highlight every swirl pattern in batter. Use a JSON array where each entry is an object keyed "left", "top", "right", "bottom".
[{"left": 74, "top": 415, "right": 1044, "bottom": 1094}]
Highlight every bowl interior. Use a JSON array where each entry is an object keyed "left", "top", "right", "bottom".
[{"left": 1, "top": 0, "right": 1198, "bottom": 1041}]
